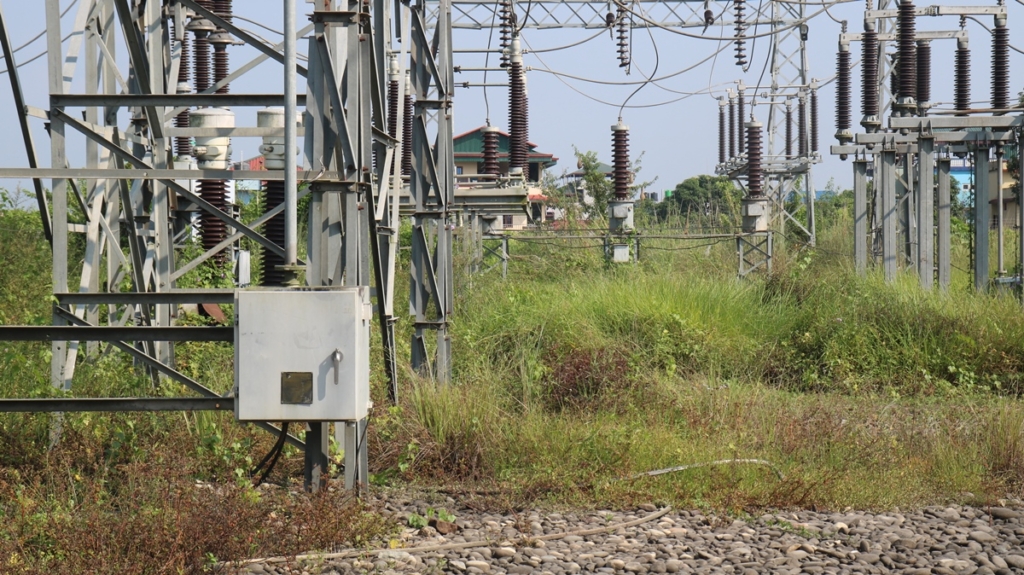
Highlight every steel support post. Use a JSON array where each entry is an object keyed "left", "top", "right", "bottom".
[
  {"left": 881, "top": 147, "right": 898, "bottom": 280},
  {"left": 1020, "top": 132, "right": 1024, "bottom": 303},
  {"left": 46, "top": 0, "right": 68, "bottom": 395},
  {"left": 917, "top": 137, "right": 935, "bottom": 289},
  {"left": 304, "top": 422, "right": 329, "bottom": 493},
  {"left": 975, "top": 146, "right": 991, "bottom": 291},
  {"left": 996, "top": 146, "right": 1005, "bottom": 275},
  {"left": 409, "top": 0, "right": 454, "bottom": 383},
  {"left": 854, "top": 159, "right": 869, "bottom": 274},
  {"left": 937, "top": 156, "right": 951, "bottom": 289},
  {"left": 896, "top": 157, "right": 910, "bottom": 269}
]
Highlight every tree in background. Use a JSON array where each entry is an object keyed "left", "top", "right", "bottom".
[
  {"left": 572, "top": 149, "right": 612, "bottom": 221},
  {"left": 659, "top": 174, "right": 741, "bottom": 227}
]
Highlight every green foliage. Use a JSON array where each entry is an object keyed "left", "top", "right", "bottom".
[
  {"left": 659, "top": 174, "right": 741, "bottom": 227},
  {"left": 572, "top": 148, "right": 613, "bottom": 221}
]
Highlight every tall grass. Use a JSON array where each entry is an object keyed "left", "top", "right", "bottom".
[{"left": 374, "top": 219, "right": 1024, "bottom": 509}]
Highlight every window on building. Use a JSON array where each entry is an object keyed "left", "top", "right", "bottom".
[
  {"left": 456, "top": 166, "right": 464, "bottom": 175},
  {"left": 502, "top": 214, "right": 513, "bottom": 228}
]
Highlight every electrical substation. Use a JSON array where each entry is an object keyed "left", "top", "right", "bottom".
[{"left": 0, "top": 0, "right": 1019, "bottom": 493}]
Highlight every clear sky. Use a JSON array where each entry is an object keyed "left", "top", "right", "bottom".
[{"left": 0, "top": 0, "right": 1020, "bottom": 197}]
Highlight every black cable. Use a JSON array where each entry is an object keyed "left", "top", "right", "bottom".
[
  {"left": 516, "top": 0, "right": 533, "bottom": 34},
  {"left": 252, "top": 421, "right": 289, "bottom": 486},
  {"left": 744, "top": 0, "right": 766, "bottom": 73},
  {"left": 483, "top": 0, "right": 501, "bottom": 123},
  {"left": 619, "top": 0, "right": 660, "bottom": 116},
  {"left": 749, "top": 21, "right": 774, "bottom": 111}
]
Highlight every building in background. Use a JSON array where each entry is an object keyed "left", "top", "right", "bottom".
[{"left": 453, "top": 126, "right": 557, "bottom": 230}]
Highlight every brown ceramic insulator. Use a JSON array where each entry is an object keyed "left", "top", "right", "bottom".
[
  {"left": 955, "top": 45, "right": 970, "bottom": 116},
  {"left": 214, "top": 47, "right": 230, "bottom": 94},
  {"left": 213, "top": 0, "right": 231, "bottom": 94},
  {"left": 482, "top": 129, "right": 500, "bottom": 176},
  {"left": 499, "top": 0, "right": 512, "bottom": 68},
  {"left": 916, "top": 40, "right": 931, "bottom": 110},
  {"left": 861, "top": 29, "right": 879, "bottom": 119},
  {"left": 194, "top": 35, "right": 210, "bottom": 93},
  {"left": 810, "top": 90, "right": 819, "bottom": 154},
  {"left": 199, "top": 179, "right": 229, "bottom": 264},
  {"left": 386, "top": 79, "right": 399, "bottom": 174},
  {"left": 897, "top": 0, "right": 917, "bottom": 102},
  {"left": 508, "top": 60, "right": 528, "bottom": 170},
  {"left": 402, "top": 94, "right": 414, "bottom": 175},
  {"left": 737, "top": 92, "right": 746, "bottom": 151},
  {"left": 798, "top": 96, "right": 807, "bottom": 157},
  {"left": 175, "top": 21, "right": 191, "bottom": 157},
  {"left": 746, "top": 124, "right": 763, "bottom": 196},
  {"left": 194, "top": 0, "right": 213, "bottom": 93},
  {"left": 734, "top": 0, "right": 746, "bottom": 67},
  {"left": 612, "top": 127, "right": 630, "bottom": 200},
  {"left": 728, "top": 98, "right": 736, "bottom": 158},
  {"left": 261, "top": 180, "right": 286, "bottom": 286},
  {"left": 617, "top": 7, "right": 630, "bottom": 68},
  {"left": 991, "top": 24, "right": 1009, "bottom": 111},
  {"left": 836, "top": 48, "right": 851, "bottom": 133},
  {"left": 785, "top": 103, "right": 793, "bottom": 158},
  {"left": 718, "top": 104, "right": 726, "bottom": 164},
  {"left": 213, "top": 0, "right": 232, "bottom": 25},
  {"left": 387, "top": 80, "right": 399, "bottom": 138}
]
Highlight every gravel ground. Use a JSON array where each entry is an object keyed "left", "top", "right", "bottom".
[{"left": 232, "top": 495, "right": 1024, "bottom": 575}]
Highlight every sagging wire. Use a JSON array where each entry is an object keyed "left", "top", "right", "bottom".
[
  {"left": 5, "top": 0, "right": 77, "bottom": 56},
  {"left": 618, "top": 0, "right": 659, "bottom": 116},
  {"left": 743, "top": 0, "right": 766, "bottom": 73},
  {"left": 522, "top": 33, "right": 732, "bottom": 108},
  {"left": 516, "top": 0, "right": 533, "bottom": 34},
  {"left": 748, "top": 15, "right": 775, "bottom": 111},
  {"left": 482, "top": 0, "right": 502, "bottom": 124},
  {"left": 616, "top": 0, "right": 857, "bottom": 42}
]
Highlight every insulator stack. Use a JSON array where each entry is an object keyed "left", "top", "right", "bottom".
[
  {"left": 174, "top": 17, "right": 192, "bottom": 158},
  {"left": 482, "top": 126, "right": 500, "bottom": 176},
  {"left": 810, "top": 89, "right": 819, "bottom": 154},
  {"left": 617, "top": 6, "right": 630, "bottom": 68},
  {"left": 734, "top": 0, "right": 747, "bottom": 67},
  {"left": 199, "top": 180, "right": 229, "bottom": 264},
  {"left": 261, "top": 181, "right": 286, "bottom": 285},
  {"left": 508, "top": 41, "right": 529, "bottom": 172},
  {"left": 798, "top": 95, "right": 807, "bottom": 158},
  {"left": 728, "top": 97, "right": 736, "bottom": 158},
  {"left": 737, "top": 91, "right": 746, "bottom": 152},
  {"left": 861, "top": 28, "right": 879, "bottom": 121},
  {"left": 402, "top": 86, "right": 413, "bottom": 175},
  {"left": 385, "top": 58, "right": 397, "bottom": 175},
  {"left": 718, "top": 101, "right": 726, "bottom": 164},
  {"left": 746, "top": 120, "right": 763, "bottom": 197},
  {"left": 192, "top": 8, "right": 212, "bottom": 93},
  {"left": 897, "top": 0, "right": 916, "bottom": 111},
  {"left": 916, "top": 40, "right": 931, "bottom": 113},
  {"left": 991, "top": 17, "right": 1009, "bottom": 112},
  {"left": 387, "top": 80, "right": 399, "bottom": 140},
  {"left": 499, "top": 0, "right": 512, "bottom": 68},
  {"left": 955, "top": 39, "right": 970, "bottom": 116},
  {"left": 612, "top": 122, "right": 630, "bottom": 200},
  {"left": 835, "top": 44, "right": 851, "bottom": 137},
  {"left": 211, "top": 0, "right": 232, "bottom": 94},
  {"left": 785, "top": 102, "right": 793, "bottom": 158}
]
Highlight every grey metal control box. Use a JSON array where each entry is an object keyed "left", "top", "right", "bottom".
[{"left": 234, "top": 288, "right": 371, "bottom": 421}]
